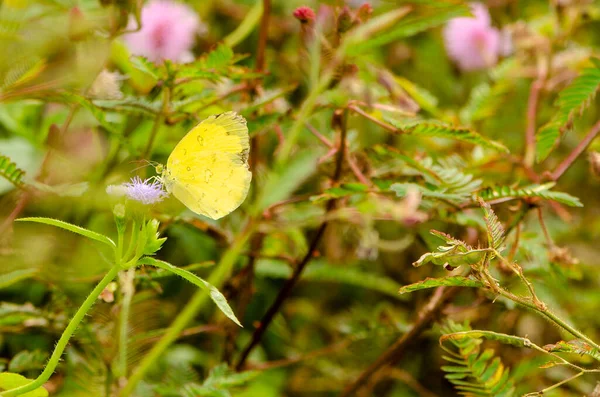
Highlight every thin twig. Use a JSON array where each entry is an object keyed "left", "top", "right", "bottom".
[
  {"left": 348, "top": 103, "right": 399, "bottom": 134},
  {"left": 551, "top": 119, "right": 600, "bottom": 181},
  {"left": 339, "top": 286, "right": 460, "bottom": 397},
  {"left": 142, "top": 86, "right": 170, "bottom": 159},
  {"left": 235, "top": 109, "right": 348, "bottom": 370},
  {"left": 524, "top": 78, "right": 544, "bottom": 167}
]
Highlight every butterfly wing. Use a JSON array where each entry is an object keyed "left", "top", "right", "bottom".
[{"left": 165, "top": 112, "right": 251, "bottom": 219}]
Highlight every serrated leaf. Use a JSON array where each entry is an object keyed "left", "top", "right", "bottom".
[
  {"left": 536, "top": 62, "right": 600, "bottom": 162},
  {"left": 0, "top": 155, "right": 25, "bottom": 188},
  {"left": 138, "top": 258, "right": 242, "bottom": 327},
  {"left": 388, "top": 120, "right": 508, "bottom": 153},
  {"left": 543, "top": 339, "right": 600, "bottom": 361},
  {"left": 130, "top": 56, "right": 162, "bottom": 79},
  {"left": 478, "top": 182, "right": 582, "bottom": 207},
  {"left": 478, "top": 198, "right": 505, "bottom": 251},
  {"left": 398, "top": 276, "right": 484, "bottom": 294},
  {"left": 16, "top": 217, "right": 116, "bottom": 248}
]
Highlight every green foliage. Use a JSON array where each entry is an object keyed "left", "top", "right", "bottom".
[
  {"left": 478, "top": 183, "right": 583, "bottom": 207},
  {"left": 536, "top": 61, "right": 600, "bottom": 162},
  {"left": 398, "top": 276, "right": 484, "bottom": 294},
  {"left": 543, "top": 339, "right": 600, "bottom": 362},
  {"left": 345, "top": 0, "right": 470, "bottom": 55},
  {"left": 413, "top": 230, "right": 488, "bottom": 268},
  {"left": 0, "top": 155, "right": 25, "bottom": 188},
  {"left": 0, "top": 373, "right": 47, "bottom": 397},
  {"left": 440, "top": 321, "right": 515, "bottom": 397},
  {"left": 479, "top": 198, "right": 505, "bottom": 252},
  {"left": 391, "top": 155, "right": 482, "bottom": 205},
  {"left": 138, "top": 257, "right": 242, "bottom": 327},
  {"left": 16, "top": 218, "right": 116, "bottom": 248},
  {"left": 387, "top": 120, "right": 508, "bottom": 152}
]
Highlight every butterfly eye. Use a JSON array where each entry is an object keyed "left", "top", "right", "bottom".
[{"left": 155, "top": 164, "right": 164, "bottom": 173}]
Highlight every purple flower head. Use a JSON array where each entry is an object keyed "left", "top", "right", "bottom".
[
  {"left": 124, "top": 0, "right": 204, "bottom": 63},
  {"left": 122, "top": 176, "right": 167, "bottom": 204},
  {"left": 443, "top": 3, "right": 502, "bottom": 71}
]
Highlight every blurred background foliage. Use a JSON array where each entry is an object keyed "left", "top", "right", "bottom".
[{"left": 1, "top": 0, "right": 600, "bottom": 396}]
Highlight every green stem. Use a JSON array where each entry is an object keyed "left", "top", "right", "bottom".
[
  {"left": 119, "top": 223, "right": 255, "bottom": 396},
  {"left": 117, "top": 268, "right": 135, "bottom": 378},
  {"left": 484, "top": 270, "right": 600, "bottom": 353},
  {"left": 0, "top": 265, "right": 121, "bottom": 397},
  {"left": 142, "top": 86, "right": 170, "bottom": 159}
]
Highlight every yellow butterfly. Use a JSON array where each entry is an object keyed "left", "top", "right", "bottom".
[{"left": 157, "top": 112, "right": 251, "bottom": 220}]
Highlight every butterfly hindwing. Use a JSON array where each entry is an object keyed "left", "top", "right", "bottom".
[{"left": 165, "top": 112, "right": 251, "bottom": 219}]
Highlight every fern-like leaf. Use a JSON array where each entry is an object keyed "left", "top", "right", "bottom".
[
  {"left": 478, "top": 182, "right": 582, "bottom": 207},
  {"left": 478, "top": 198, "right": 505, "bottom": 252},
  {"left": 536, "top": 61, "right": 600, "bottom": 162},
  {"left": 387, "top": 120, "right": 508, "bottom": 152},
  {"left": 0, "top": 155, "right": 25, "bottom": 188},
  {"left": 440, "top": 321, "right": 515, "bottom": 397}
]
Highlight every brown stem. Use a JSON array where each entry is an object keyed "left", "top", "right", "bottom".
[
  {"left": 348, "top": 104, "right": 400, "bottom": 134},
  {"left": 524, "top": 78, "right": 544, "bottom": 167},
  {"left": 235, "top": 109, "right": 348, "bottom": 370},
  {"left": 550, "top": 119, "right": 600, "bottom": 181},
  {"left": 255, "top": 0, "right": 271, "bottom": 74},
  {"left": 339, "top": 286, "right": 460, "bottom": 397}
]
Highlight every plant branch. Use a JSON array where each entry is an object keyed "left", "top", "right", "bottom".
[
  {"left": 339, "top": 286, "right": 460, "bottom": 397},
  {"left": 551, "top": 119, "right": 600, "bottom": 181},
  {"left": 0, "top": 265, "right": 122, "bottom": 397},
  {"left": 235, "top": 109, "right": 348, "bottom": 370},
  {"left": 119, "top": 222, "right": 255, "bottom": 396},
  {"left": 142, "top": 85, "right": 170, "bottom": 159}
]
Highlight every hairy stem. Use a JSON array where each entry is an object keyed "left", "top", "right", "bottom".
[
  {"left": 119, "top": 223, "right": 255, "bottom": 396},
  {"left": 0, "top": 265, "right": 121, "bottom": 397}
]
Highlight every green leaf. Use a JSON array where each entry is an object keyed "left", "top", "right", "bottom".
[
  {"left": 138, "top": 258, "right": 242, "bottom": 327},
  {"left": 536, "top": 62, "right": 600, "bottom": 162},
  {"left": 205, "top": 44, "right": 234, "bottom": 70},
  {"left": 439, "top": 322, "right": 517, "bottom": 397},
  {"left": 16, "top": 217, "right": 116, "bottom": 248},
  {"left": 0, "top": 373, "right": 48, "bottom": 396},
  {"left": 8, "top": 350, "right": 47, "bottom": 373},
  {"left": 0, "top": 269, "right": 38, "bottom": 289},
  {"left": 0, "top": 155, "right": 26, "bottom": 188},
  {"left": 345, "top": 1, "right": 470, "bottom": 55},
  {"left": 543, "top": 339, "right": 600, "bottom": 362},
  {"left": 478, "top": 182, "right": 583, "bottom": 207},
  {"left": 130, "top": 56, "right": 162, "bottom": 80},
  {"left": 413, "top": 230, "right": 489, "bottom": 268},
  {"left": 478, "top": 198, "right": 505, "bottom": 252},
  {"left": 310, "top": 183, "right": 369, "bottom": 203},
  {"left": 398, "top": 276, "right": 484, "bottom": 294},
  {"left": 388, "top": 120, "right": 509, "bottom": 153},
  {"left": 255, "top": 150, "right": 318, "bottom": 212}
]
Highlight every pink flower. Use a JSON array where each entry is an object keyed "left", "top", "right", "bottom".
[
  {"left": 443, "top": 3, "right": 501, "bottom": 71},
  {"left": 124, "top": 0, "right": 204, "bottom": 63}
]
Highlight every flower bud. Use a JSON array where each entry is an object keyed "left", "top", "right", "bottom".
[{"left": 293, "top": 6, "right": 315, "bottom": 23}]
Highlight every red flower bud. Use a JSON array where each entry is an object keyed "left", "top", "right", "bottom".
[{"left": 293, "top": 6, "right": 315, "bottom": 23}]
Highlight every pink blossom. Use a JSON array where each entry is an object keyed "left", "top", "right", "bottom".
[
  {"left": 443, "top": 3, "right": 502, "bottom": 71},
  {"left": 124, "top": 0, "right": 204, "bottom": 63}
]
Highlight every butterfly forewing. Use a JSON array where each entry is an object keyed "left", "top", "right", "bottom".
[{"left": 165, "top": 112, "right": 251, "bottom": 219}]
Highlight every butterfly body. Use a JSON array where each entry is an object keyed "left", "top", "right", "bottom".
[{"left": 160, "top": 112, "right": 251, "bottom": 219}]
